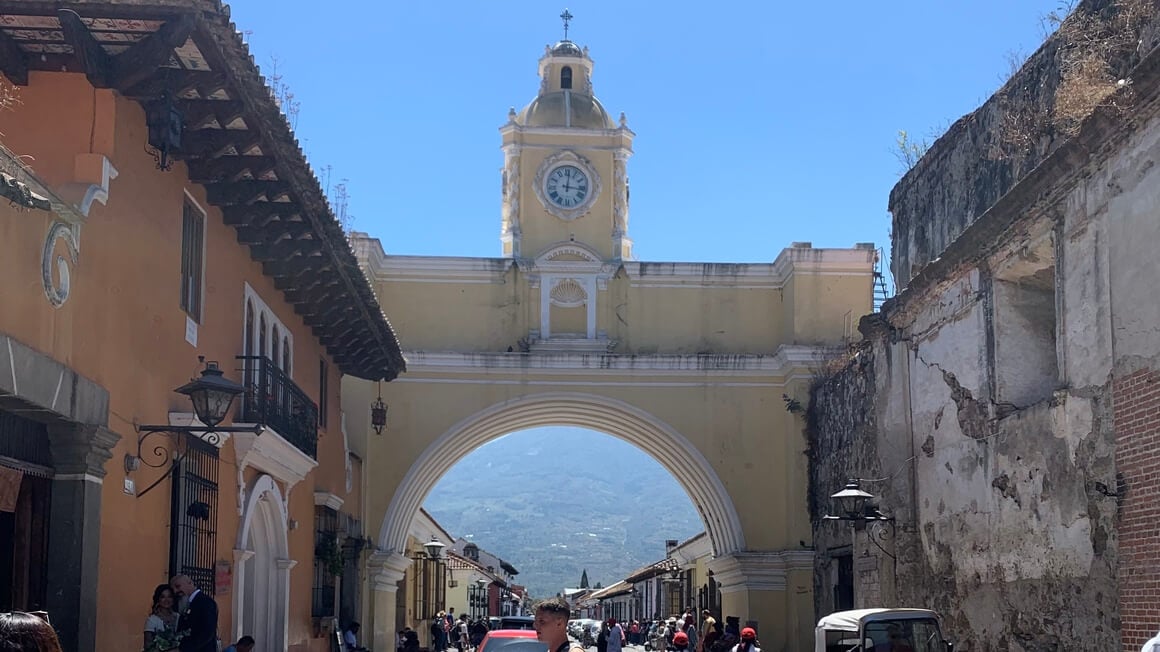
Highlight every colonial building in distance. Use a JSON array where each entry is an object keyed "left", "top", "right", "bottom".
[
  {"left": 0, "top": 2, "right": 404, "bottom": 652},
  {"left": 342, "top": 20, "right": 876, "bottom": 651}
]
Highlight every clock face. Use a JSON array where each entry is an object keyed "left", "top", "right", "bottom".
[{"left": 545, "top": 165, "right": 589, "bottom": 208}]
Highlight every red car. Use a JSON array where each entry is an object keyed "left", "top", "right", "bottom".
[{"left": 477, "top": 629, "right": 548, "bottom": 652}]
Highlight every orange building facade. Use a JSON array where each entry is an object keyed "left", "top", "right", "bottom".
[{"left": 0, "top": 2, "right": 404, "bottom": 651}]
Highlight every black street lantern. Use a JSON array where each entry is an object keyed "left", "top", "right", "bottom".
[
  {"left": 175, "top": 361, "right": 246, "bottom": 428},
  {"left": 371, "top": 381, "right": 388, "bottom": 435},
  {"left": 831, "top": 479, "right": 875, "bottom": 520},
  {"left": 130, "top": 358, "right": 261, "bottom": 499},
  {"left": 146, "top": 90, "right": 184, "bottom": 171}
]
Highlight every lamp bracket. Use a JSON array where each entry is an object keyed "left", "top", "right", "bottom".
[{"left": 131, "top": 423, "right": 262, "bottom": 498}]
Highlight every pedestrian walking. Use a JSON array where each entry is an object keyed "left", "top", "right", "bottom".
[
  {"left": 729, "top": 628, "right": 759, "bottom": 652},
  {"left": 607, "top": 619, "right": 625, "bottom": 652}
]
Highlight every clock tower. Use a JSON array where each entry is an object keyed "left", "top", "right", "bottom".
[{"left": 499, "top": 16, "right": 634, "bottom": 261}]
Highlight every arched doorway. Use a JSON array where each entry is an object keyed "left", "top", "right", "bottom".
[{"left": 235, "top": 475, "right": 292, "bottom": 652}]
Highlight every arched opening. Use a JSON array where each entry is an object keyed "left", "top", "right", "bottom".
[
  {"left": 424, "top": 426, "right": 703, "bottom": 607},
  {"left": 561, "top": 66, "right": 573, "bottom": 90},
  {"left": 271, "top": 325, "right": 281, "bottom": 367},
  {"left": 236, "top": 475, "right": 291, "bottom": 652},
  {"left": 378, "top": 392, "right": 744, "bottom": 559}
]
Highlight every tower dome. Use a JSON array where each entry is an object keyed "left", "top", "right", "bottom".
[
  {"left": 549, "top": 39, "right": 583, "bottom": 57},
  {"left": 518, "top": 92, "right": 615, "bottom": 129},
  {"left": 514, "top": 21, "right": 616, "bottom": 130}
]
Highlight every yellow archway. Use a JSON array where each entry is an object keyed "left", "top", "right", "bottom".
[{"left": 377, "top": 391, "right": 746, "bottom": 558}]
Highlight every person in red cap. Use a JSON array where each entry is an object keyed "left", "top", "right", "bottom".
[
  {"left": 730, "top": 628, "right": 760, "bottom": 652},
  {"left": 669, "top": 631, "right": 690, "bottom": 652}
]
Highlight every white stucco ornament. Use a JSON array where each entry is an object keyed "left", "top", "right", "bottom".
[
  {"left": 42, "top": 221, "right": 79, "bottom": 308},
  {"left": 534, "top": 149, "right": 601, "bottom": 221}
]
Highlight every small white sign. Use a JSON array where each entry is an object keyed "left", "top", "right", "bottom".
[
  {"left": 123, "top": 477, "right": 136, "bottom": 495},
  {"left": 185, "top": 315, "right": 198, "bottom": 347}
]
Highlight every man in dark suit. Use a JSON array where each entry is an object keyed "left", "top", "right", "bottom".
[{"left": 172, "top": 574, "right": 219, "bottom": 652}]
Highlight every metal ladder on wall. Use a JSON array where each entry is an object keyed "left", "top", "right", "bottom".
[{"left": 873, "top": 247, "right": 890, "bottom": 312}]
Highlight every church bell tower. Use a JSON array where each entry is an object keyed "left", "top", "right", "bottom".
[{"left": 499, "top": 10, "right": 634, "bottom": 261}]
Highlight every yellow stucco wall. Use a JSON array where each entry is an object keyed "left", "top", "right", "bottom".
[{"left": 345, "top": 36, "right": 876, "bottom": 652}]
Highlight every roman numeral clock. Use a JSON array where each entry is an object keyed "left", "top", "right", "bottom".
[{"left": 534, "top": 150, "right": 602, "bottom": 221}]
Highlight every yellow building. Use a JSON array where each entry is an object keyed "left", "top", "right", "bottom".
[{"left": 343, "top": 27, "right": 875, "bottom": 652}]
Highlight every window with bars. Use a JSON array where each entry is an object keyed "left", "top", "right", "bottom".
[
  {"left": 312, "top": 506, "right": 339, "bottom": 617},
  {"left": 169, "top": 436, "right": 219, "bottom": 596},
  {"left": 180, "top": 199, "right": 205, "bottom": 322}
]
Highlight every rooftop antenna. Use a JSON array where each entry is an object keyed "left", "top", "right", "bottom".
[{"left": 560, "top": 8, "right": 573, "bottom": 40}]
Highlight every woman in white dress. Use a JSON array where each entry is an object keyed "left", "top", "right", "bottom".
[{"left": 143, "top": 583, "right": 180, "bottom": 651}]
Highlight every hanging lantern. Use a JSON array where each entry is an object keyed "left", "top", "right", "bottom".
[{"left": 371, "top": 381, "right": 388, "bottom": 435}]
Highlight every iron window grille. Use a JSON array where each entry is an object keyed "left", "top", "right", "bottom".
[
  {"left": 237, "top": 355, "right": 319, "bottom": 458},
  {"left": 168, "top": 435, "right": 219, "bottom": 596},
  {"left": 312, "top": 506, "right": 339, "bottom": 617}
]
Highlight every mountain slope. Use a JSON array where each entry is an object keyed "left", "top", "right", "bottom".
[{"left": 423, "top": 427, "right": 703, "bottom": 598}]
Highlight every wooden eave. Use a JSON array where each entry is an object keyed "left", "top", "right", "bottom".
[{"left": 0, "top": 0, "right": 405, "bottom": 381}]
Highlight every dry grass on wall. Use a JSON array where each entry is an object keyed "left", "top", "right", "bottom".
[
  {"left": 1052, "top": 0, "right": 1150, "bottom": 136},
  {"left": 995, "top": 0, "right": 1152, "bottom": 159}
]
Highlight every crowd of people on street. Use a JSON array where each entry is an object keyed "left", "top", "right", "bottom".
[
  {"left": 589, "top": 608, "right": 759, "bottom": 652},
  {"left": 423, "top": 608, "right": 494, "bottom": 652}
]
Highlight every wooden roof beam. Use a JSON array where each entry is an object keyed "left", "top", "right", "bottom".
[
  {"left": 181, "top": 100, "right": 246, "bottom": 130},
  {"left": 57, "top": 9, "right": 111, "bottom": 87},
  {"left": 204, "top": 181, "right": 289, "bottom": 206},
  {"left": 122, "top": 71, "right": 229, "bottom": 101},
  {"left": 181, "top": 128, "right": 262, "bottom": 160},
  {"left": 280, "top": 273, "right": 331, "bottom": 298},
  {"left": 251, "top": 236, "right": 323, "bottom": 264},
  {"left": 220, "top": 201, "right": 300, "bottom": 227},
  {"left": 188, "top": 156, "right": 277, "bottom": 185},
  {"left": 109, "top": 14, "right": 195, "bottom": 92},
  {"left": 0, "top": 26, "right": 29, "bottom": 85},
  {"left": 235, "top": 221, "right": 312, "bottom": 246}
]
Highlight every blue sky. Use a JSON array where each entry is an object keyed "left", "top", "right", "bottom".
[{"left": 228, "top": 1, "right": 1062, "bottom": 268}]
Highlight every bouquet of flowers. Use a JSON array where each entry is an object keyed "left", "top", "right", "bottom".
[{"left": 144, "top": 628, "right": 187, "bottom": 652}]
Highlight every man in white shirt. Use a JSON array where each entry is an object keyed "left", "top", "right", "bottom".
[
  {"left": 344, "top": 622, "right": 367, "bottom": 652},
  {"left": 1142, "top": 629, "right": 1160, "bottom": 652}
]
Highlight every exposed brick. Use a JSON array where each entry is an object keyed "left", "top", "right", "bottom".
[{"left": 1115, "top": 368, "right": 1160, "bottom": 650}]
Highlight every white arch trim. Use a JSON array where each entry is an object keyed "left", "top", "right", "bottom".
[
  {"left": 238, "top": 473, "right": 289, "bottom": 557},
  {"left": 378, "top": 392, "right": 745, "bottom": 556}
]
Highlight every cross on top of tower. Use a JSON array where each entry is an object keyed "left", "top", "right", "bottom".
[{"left": 560, "top": 8, "right": 573, "bottom": 40}]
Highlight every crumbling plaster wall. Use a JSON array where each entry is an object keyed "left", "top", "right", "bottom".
[
  {"left": 830, "top": 279, "right": 1115, "bottom": 649},
  {"left": 888, "top": 0, "right": 1160, "bottom": 290}
]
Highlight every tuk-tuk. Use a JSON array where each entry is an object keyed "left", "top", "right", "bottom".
[{"left": 814, "top": 609, "right": 953, "bottom": 652}]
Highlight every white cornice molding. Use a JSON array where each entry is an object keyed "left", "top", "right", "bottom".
[
  {"left": 366, "top": 255, "right": 515, "bottom": 283},
  {"left": 707, "top": 550, "right": 815, "bottom": 593},
  {"left": 313, "top": 491, "right": 344, "bottom": 510},
  {"left": 359, "top": 247, "right": 874, "bottom": 287},
  {"left": 399, "top": 345, "right": 832, "bottom": 377},
  {"left": 231, "top": 427, "right": 318, "bottom": 489},
  {"left": 500, "top": 124, "right": 634, "bottom": 141},
  {"left": 770, "top": 246, "right": 878, "bottom": 279}
]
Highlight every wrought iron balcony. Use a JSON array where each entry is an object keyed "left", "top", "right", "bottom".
[{"left": 236, "top": 356, "right": 318, "bottom": 458}]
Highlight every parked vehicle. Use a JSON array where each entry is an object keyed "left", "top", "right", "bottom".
[
  {"left": 814, "top": 609, "right": 953, "bottom": 652},
  {"left": 499, "top": 616, "right": 536, "bottom": 631},
  {"left": 478, "top": 630, "right": 547, "bottom": 652}
]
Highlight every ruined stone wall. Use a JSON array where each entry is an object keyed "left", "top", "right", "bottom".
[
  {"left": 888, "top": 0, "right": 1160, "bottom": 289},
  {"left": 807, "top": 349, "right": 879, "bottom": 617}
]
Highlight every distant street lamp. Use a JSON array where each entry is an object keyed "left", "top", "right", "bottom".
[{"left": 424, "top": 537, "right": 446, "bottom": 559}]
